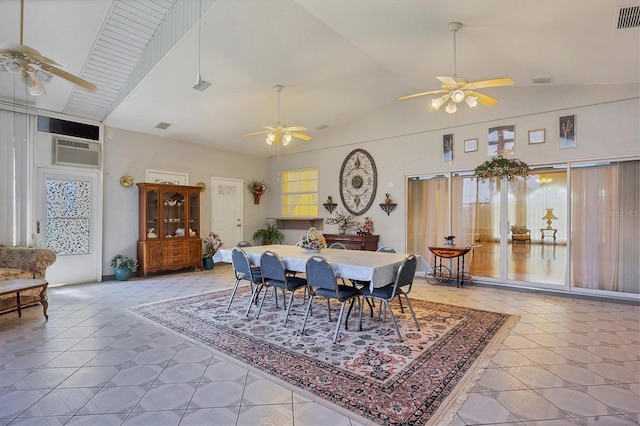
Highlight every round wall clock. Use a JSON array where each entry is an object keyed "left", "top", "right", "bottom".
[{"left": 339, "top": 149, "right": 377, "bottom": 216}]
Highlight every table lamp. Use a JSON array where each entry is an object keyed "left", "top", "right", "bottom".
[{"left": 542, "top": 208, "right": 558, "bottom": 229}]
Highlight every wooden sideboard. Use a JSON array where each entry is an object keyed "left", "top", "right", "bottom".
[{"left": 324, "top": 234, "right": 379, "bottom": 251}]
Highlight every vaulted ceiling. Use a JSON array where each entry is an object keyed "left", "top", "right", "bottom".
[{"left": 1, "top": 0, "right": 638, "bottom": 157}]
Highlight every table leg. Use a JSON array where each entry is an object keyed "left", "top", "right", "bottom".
[
  {"left": 39, "top": 286, "right": 49, "bottom": 320},
  {"left": 16, "top": 291, "right": 21, "bottom": 317}
]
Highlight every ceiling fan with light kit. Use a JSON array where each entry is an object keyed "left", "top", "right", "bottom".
[
  {"left": 0, "top": 0, "right": 96, "bottom": 96},
  {"left": 398, "top": 22, "right": 514, "bottom": 113},
  {"left": 244, "top": 84, "right": 312, "bottom": 146}
]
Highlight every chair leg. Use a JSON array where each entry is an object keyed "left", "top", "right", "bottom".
[
  {"left": 397, "top": 295, "right": 405, "bottom": 313},
  {"left": 326, "top": 299, "right": 332, "bottom": 322},
  {"left": 227, "top": 276, "right": 241, "bottom": 310},
  {"left": 333, "top": 302, "right": 347, "bottom": 343},
  {"left": 403, "top": 294, "right": 420, "bottom": 331},
  {"left": 255, "top": 285, "right": 270, "bottom": 319},
  {"left": 300, "top": 294, "right": 315, "bottom": 335},
  {"left": 246, "top": 283, "right": 263, "bottom": 317},
  {"left": 384, "top": 300, "right": 403, "bottom": 342},
  {"left": 283, "top": 289, "right": 298, "bottom": 326}
]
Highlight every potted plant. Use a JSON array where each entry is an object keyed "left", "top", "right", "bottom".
[
  {"left": 385, "top": 193, "right": 392, "bottom": 205},
  {"left": 444, "top": 235, "right": 456, "bottom": 246},
  {"left": 203, "top": 232, "right": 223, "bottom": 270},
  {"left": 111, "top": 254, "right": 138, "bottom": 281},
  {"left": 325, "top": 208, "right": 359, "bottom": 235},
  {"left": 253, "top": 224, "right": 284, "bottom": 245}
]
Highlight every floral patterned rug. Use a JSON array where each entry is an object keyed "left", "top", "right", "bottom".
[{"left": 131, "top": 287, "right": 517, "bottom": 425}]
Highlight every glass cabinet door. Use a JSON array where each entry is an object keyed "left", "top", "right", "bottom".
[
  {"left": 189, "top": 190, "right": 199, "bottom": 237},
  {"left": 146, "top": 189, "right": 159, "bottom": 238},
  {"left": 163, "top": 190, "right": 186, "bottom": 238}
]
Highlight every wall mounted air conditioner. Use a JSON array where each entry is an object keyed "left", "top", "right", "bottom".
[{"left": 52, "top": 137, "right": 101, "bottom": 168}]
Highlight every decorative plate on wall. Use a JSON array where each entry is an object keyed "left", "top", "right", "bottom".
[{"left": 339, "top": 149, "right": 377, "bottom": 216}]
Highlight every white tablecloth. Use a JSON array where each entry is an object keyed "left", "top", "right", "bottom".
[{"left": 214, "top": 245, "right": 429, "bottom": 290}]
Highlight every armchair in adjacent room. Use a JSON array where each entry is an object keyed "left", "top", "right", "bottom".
[{"left": 510, "top": 225, "right": 531, "bottom": 244}]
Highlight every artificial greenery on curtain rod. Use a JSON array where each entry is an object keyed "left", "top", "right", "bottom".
[{"left": 473, "top": 155, "right": 530, "bottom": 183}]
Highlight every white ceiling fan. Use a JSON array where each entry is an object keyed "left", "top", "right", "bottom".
[
  {"left": 244, "top": 85, "right": 312, "bottom": 146},
  {"left": 0, "top": 0, "right": 96, "bottom": 96},
  {"left": 398, "top": 22, "right": 514, "bottom": 113}
]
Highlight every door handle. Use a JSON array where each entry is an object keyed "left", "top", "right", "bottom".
[{"left": 37, "top": 221, "right": 40, "bottom": 234}]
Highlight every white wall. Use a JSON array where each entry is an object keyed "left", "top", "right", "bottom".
[
  {"left": 264, "top": 84, "right": 640, "bottom": 252},
  {"left": 102, "top": 127, "right": 269, "bottom": 276}
]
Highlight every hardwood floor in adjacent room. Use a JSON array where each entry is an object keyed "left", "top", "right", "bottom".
[{"left": 467, "top": 242, "right": 567, "bottom": 285}]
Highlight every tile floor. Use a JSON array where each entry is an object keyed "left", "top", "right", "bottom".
[{"left": 0, "top": 264, "right": 638, "bottom": 425}]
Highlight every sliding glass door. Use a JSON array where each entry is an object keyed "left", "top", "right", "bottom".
[{"left": 407, "top": 160, "right": 638, "bottom": 298}]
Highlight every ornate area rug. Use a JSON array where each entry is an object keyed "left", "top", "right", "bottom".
[{"left": 131, "top": 287, "right": 518, "bottom": 425}]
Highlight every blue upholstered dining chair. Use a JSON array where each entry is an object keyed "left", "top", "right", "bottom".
[
  {"left": 302, "top": 256, "right": 362, "bottom": 343},
  {"left": 377, "top": 246, "right": 397, "bottom": 253},
  {"left": 358, "top": 254, "right": 420, "bottom": 342},
  {"left": 255, "top": 250, "right": 308, "bottom": 326},
  {"left": 229, "top": 248, "right": 262, "bottom": 310},
  {"left": 328, "top": 242, "right": 347, "bottom": 249}
]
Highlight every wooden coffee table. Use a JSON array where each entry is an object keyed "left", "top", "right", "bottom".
[{"left": 0, "top": 279, "right": 49, "bottom": 319}]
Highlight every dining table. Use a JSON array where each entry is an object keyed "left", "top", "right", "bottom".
[{"left": 214, "top": 244, "right": 429, "bottom": 291}]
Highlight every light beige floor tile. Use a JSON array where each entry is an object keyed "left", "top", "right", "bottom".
[
  {"left": 582, "top": 384, "right": 640, "bottom": 414},
  {"left": 536, "top": 387, "right": 613, "bottom": 417},
  {"left": 457, "top": 392, "right": 521, "bottom": 424},
  {"left": 496, "top": 389, "right": 569, "bottom": 422}
]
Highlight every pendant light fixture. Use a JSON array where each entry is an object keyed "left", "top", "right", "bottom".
[{"left": 192, "top": 0, "right": 211, "bottom": 92}]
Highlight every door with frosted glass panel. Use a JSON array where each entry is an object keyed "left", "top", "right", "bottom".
[{"left": 36, "top": 168, "right": 100, "bottom": 285}]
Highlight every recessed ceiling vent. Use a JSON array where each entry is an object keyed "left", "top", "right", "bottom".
[
  {"left": 531, "top": 76, "right": 553, "bottom": 84},
  {"left": 616, "top": 5, "right": 640, "bottom": 29},
  {"left": 155, "top": 122, "right": 172, "bottom": 130}
]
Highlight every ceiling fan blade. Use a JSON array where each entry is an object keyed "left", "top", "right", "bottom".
[
  {"left": 467, "top": 90, "right": 498, "bottom": 106},
  {"left": 243, "top": 131, "right": 271, "bottom": 137},
  {"left": 39, "top": 64, "right": 96, "bottom": 91},
  {"left": 464, "top": 78, "right": 515, "bottom": 90},
  {"left": 289, "top": 132, "right": 312, "bottom": 141},
  {"left": 437, "top": 76, "right": 459, "bottom": 86},
  {"left": 398, "top": 89, "right": 446, "bottom": 101},
  {"left": 0, "top": 43, "right": 59, "bottom": 66},
  {"left": 283, "top": 126, "right": 307, "bottom": 132}
]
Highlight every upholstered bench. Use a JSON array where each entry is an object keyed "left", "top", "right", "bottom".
[{"left": 0, "top": 279, "right": 49, "bottom": 319}]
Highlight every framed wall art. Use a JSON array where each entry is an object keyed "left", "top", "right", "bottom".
[
  {"left": 559, "top": 115, "right": 576, "bottom": 149},
  {"left": 488, "top": 124, "right": 515, "bottom": 156},
  {"left": 464, "top": 138, "right": 478, "bottom": 152},
  {"left": 443, "top": 134, "right": 453, "bottom": 161},
  {"left": 528, "top": 129, "right": 545, "bottom": 144}
]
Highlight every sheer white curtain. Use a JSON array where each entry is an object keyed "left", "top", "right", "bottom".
[
  {"left": 407, "top": 177, "right": 449, "bottom": 263},
  {"left": 0, "top": 108, "right": 31, "bottom": 246},
  {"left": 570, "top": 161, "right": 639, "bottom": 293}
]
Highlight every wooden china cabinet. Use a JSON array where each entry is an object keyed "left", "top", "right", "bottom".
[{"left": 137, "top": 183, "right": 202, "bottom": 276}]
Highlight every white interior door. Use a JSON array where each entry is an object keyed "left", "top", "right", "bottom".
[
  {"left": 36, "top": 167, "right": 101, "bottom": 285},
  {"left": 211, "top": 177, "right": 244, "bottom": 247}
]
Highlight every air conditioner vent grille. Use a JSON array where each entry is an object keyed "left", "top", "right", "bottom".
[
  {"left": 53, "top": 137, "right": 101, "bottom": 168},
  {"left": 617, "top": 5, "right": 640, "bottom": 29}
]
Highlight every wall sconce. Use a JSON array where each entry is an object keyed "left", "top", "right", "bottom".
[
  {"left": 120, "top": 176, "right": 134, "bottom": 188},
  {"left": 323, "top": 196, "right": 337, "bottom": 213}
]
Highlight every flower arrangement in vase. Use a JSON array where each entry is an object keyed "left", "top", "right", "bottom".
[
  {"left": 325, "top": 208, "right": 359, "bottom": 235},
  {"left": 248, "top": 179, "right": 269, "bottom": 204},
  {"left": 299, "top": 229, "right": 327, "bottom": 252},
  {"left": 203, "top": 232, "right": 223, "bottom": 258},
  {"left": 444, "top": 235, "right": 456, "bottom": 246}
]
